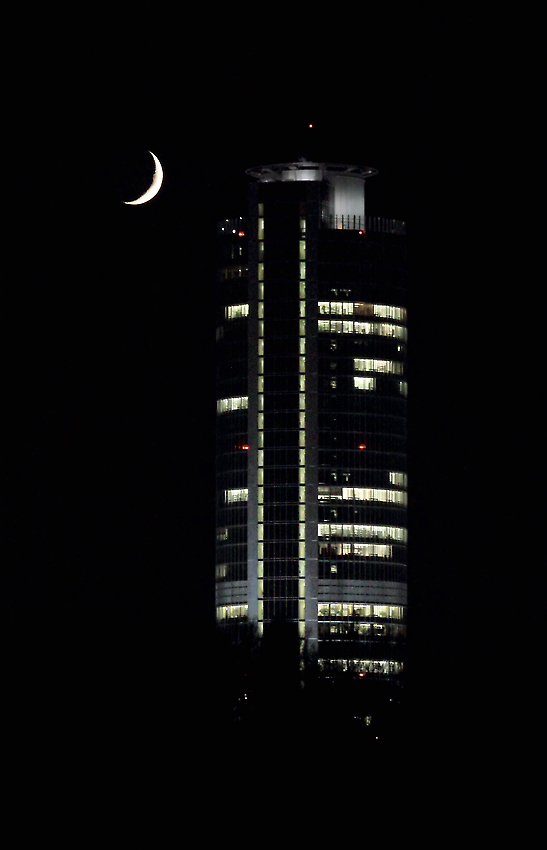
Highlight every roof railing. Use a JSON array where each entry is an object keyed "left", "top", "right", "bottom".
[{"left": 321, "top": 214, "right": 406, "bottom": 235}]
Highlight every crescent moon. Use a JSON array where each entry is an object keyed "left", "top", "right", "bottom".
[{"left": 124, "top": 151, "right": 163, "bottom": 205}]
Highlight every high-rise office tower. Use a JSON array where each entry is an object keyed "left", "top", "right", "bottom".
[{"left": 215, "top": 162, "right": 408, "bottom": 723}]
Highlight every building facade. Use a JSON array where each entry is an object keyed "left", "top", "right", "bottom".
[{"left": 215, "top": 162, "right": 408, "bottom": 720}]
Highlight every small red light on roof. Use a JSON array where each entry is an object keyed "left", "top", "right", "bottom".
[
  {"left": 238, "top": 231, "right": 245, "bottom": 237},
  {"left": 359, "top": 443, "right": 367, "bottom": 450}
]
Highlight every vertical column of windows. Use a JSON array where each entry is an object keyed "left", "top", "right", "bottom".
[
  {"left": 298, "top": 217, "right": 306, "bottom": 639},
  {"left": 257, "top": 204, "right": 265, "bottom": 636}
]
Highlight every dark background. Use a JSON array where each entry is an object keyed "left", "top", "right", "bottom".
[{"left": 8, "top": 7, "right": 536, "bottom": 757}]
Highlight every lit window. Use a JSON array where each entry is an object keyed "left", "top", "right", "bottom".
[
  {"left": 225, "top": 304, "right": 249, "bottom": 320},
  {"left": 389, "top": 472, "right": 407, "bottom": 488},
  {"left": 354, "top": 358, "right": 404, "bottom": 375},
  {"left": 318, "top": 302, "right": 406, "bottom": 322},
  {"left": 317, "top": 659, "right": 404, "bottom": 675},
  {"left": 319, "top": 541, "right": 392, "bottom": 558},
  {"left": 319, "top": 486, "right": 407, "bottom": 505},
  {"left": 216, "top": 604, "right": 248, "bottom": 621},
  {"left": 369, "top": 304, "right": 406, "bottom": 321},
  {"left": 354, "top": 376, "right": 375, "bottom": 391},
  {"left": 217, "top": 396, "right": 249, "bottom": 414},
  {"left": 318, "top": 319, "right": 407, "bottom": 341},
  {"left": 355, "top": 543, "right": 391, "bottom": 557},
  {"left": 224, "top": 488, "right": 248, "bottom": 504},
  {"left": 318, "top": 523, "right": 407, "bottom": 542},
  {"left": 342, "top": 487, "right": 407, "bottom": 505},
  {"left": 318, "top": 603, "right": 404, "bottom": 620}
]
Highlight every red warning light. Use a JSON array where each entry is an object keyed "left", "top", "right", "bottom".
[
  {"left": 238, "top": 231, "right": 245, "bottom": 237},
  {"left": 309, "top": 123, "right": 313, "bottom": 128},
  {"left": 358, "top": 443, "right": 367, "bottom": 450},
  {"left": 242, "top": 444, "right": 249, "bottom": 451}
]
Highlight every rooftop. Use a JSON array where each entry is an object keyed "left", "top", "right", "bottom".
[{"left": 245, "top": 162, "right": 378, "bottom": 182}]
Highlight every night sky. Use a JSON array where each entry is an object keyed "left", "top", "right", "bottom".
[{"left": 9, "top": 9, "right": 534, "bottom": 754}]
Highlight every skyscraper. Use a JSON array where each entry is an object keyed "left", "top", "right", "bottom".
[{"left": 215, "top": 162, "right": 408, "bottom": 727}]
